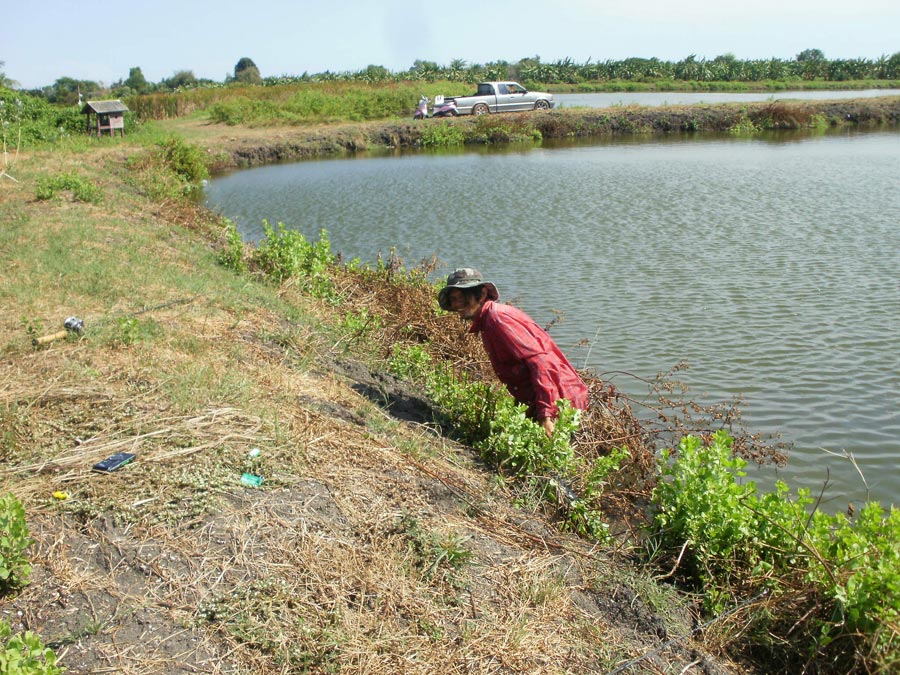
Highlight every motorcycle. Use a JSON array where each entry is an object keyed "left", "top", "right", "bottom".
[
  {"left": 431, "top": 95, "right": 459, "bottom": 117},
  {"left": 413, "top": 95, "right": 429, "bottom": 119}
]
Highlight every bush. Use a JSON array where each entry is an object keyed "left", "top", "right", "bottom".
[
  {"left": 250, "top": 222, "right": 337, "bottom": 300},
  {"left": 34, "top": 172, "right": 103, "bottom": 204},
  {"left": 0, "top": 622, "right": 64, "bottom": 675},
  {"left": 651, "top": 430, "right": 900, "bottom": 670},
  {"left": 388, "top": 344, "right": 617, "bottom": 538},
  {"left": 0, "top": 89, "right": 82, "bottom": 147},
  {"left": 157, "top": 137, "right": 208, "bottom": 185},
  {"left": 0, "top": 493, "right": 33, "bottom": 592},
  {"left": 127, "top": 136, "right": 210, "bottom": 201},
  {"left": 420, "top": 123, "right": 466, "bottom": 147},
  {"left": 218, "top": 219, "right": 247, "bottom": 273}
]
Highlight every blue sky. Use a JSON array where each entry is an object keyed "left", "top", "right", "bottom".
[{"left": 3, "top": 0, "right": 898, "bottom": 89}]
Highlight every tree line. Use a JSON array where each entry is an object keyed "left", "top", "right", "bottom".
[{"left": 4, "top": 49, "right": 900, "bottom": 106}]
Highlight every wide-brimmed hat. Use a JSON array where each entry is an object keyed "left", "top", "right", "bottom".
[{"left": 437, "top": 268, "right": 499, "bottom": 310}]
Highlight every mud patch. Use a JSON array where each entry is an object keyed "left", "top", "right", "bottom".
[{"left": 328, "top": 357, "right": 436, "bottom": 425}]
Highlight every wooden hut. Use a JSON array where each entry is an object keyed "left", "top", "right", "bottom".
[{"left": 81, "top": 100, "right": 129, "bottom": 138}]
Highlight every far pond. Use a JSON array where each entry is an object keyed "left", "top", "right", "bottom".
[{"left": 206, "top": 106, "right": 900, "bottom": 510}]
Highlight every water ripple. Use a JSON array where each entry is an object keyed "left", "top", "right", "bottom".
[{"left": 207, "top": 130, "right": 900, "bottom": 508}]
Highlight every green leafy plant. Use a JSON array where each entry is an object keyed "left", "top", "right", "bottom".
[
  {"left": 565, "top": 446, "right": 630, "bottom": 539},
  {"left": 19, "top": 317, "right": 43, "bottom": 342},
  {"left": 156, "top": 136, "right": 209, "bottom": 187},
  {"left": 389, "top": 345, "right": 616, "bottom": 537},
  {"left": 420, "top": 123, "right": 466, "bottom": 147},
  {"left": 728, "top": 115, "right": 760, "bottom": 135},
  {"left": 0, "top": 622, "right": 64, "bottom": 675},
  {"left": 125, "top": 136, "right": 209, "bottom": 201},
  {"left": 250, "top": 222, "right": 338, "bottom": 301},
  {"left": 651, "top": 430, "right": 900, "bottom": 670},
  {"left": 106, "top": 316, "right": 161, "bottom": 347},
  {"left": 218, "top": 219, "right": 247, "bottom": 273},
  {"left": 0, "top": 95, "right": 23, "bottom": 182},
  {"left": 34, "top": 172, "right": 103, "bottom": 204},
  {"left": 338, "top": 308, "right": 383, "bottom": 345},
  {"left": 477, "top": 398, "right": 580, "bottom": 476},
  {"left": 1, "top": 88, "right": 82, "bottom": 148},
  {"left": 401, "top": 514, "right": 472, "bottom": 583},
  {"left": 388, "top": 343, "right": 433, "bottom": 381},
  {"left": 0, "top": 493, "right": 33, "bottom": 591}
]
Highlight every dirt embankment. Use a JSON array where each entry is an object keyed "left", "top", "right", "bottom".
[{"left": 162, "top": 96, "right": 900, "bottom": 170}]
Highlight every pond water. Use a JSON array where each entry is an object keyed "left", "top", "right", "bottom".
[{"left": 205, "top": 126, "right": 900, "bottom": 510}]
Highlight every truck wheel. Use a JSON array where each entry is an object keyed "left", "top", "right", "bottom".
[
  {"left": 534, "top": 100, "right": 550, "bottom": 111},
  {"left": 473, "top": 103, "right": 489, "bottom": 116}
]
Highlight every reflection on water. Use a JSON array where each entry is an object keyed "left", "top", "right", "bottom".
[{"left": 206, "top": 128, "right": 900, "bottom": 509}]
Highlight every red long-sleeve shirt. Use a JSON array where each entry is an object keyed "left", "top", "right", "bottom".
[{"left": 469, "top": 300, "right": 589, "bottom": 420}]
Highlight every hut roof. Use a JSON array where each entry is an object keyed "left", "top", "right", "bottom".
[{"left": 81, "top": 100, "right": 129, "bottom": 114}]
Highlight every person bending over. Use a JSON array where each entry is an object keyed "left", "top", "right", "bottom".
[{"left": 438, "top": 268, "right": 588, "bottom": 435}]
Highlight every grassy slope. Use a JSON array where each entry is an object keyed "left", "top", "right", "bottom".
[{"left": 2, "top": 97, "right": 899, "bottom": 673}]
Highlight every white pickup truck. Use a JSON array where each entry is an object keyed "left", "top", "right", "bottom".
[{"left": 443, "top": 81, "right": 556, "bottom": 116}]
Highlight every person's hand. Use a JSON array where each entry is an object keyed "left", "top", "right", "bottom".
[{"left": 540, "top": 417, "right": 555, "bottom": 437}]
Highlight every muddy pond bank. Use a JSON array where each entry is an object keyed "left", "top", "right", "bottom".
[{"left": 180, "top": 96, "right": 900, "bottom": 170}]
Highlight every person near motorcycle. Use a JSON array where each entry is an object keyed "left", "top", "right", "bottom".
[{"left": 438, "top": 268, "right": 589, "bottom": 435}]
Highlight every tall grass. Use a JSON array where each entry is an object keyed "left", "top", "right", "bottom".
[{"left": 127, "top": 81, "right": 468, "bottom": 124}]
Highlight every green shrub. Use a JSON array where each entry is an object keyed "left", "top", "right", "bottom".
[
  {"left": 338, "top": 308, "right": 383, "bottom": 346},
  {"left": 156, "top": 136, "right": 208, "bottom": 187},
  {"left": 218, "top": 219, "right": 247, "bottom": 273},
  {"left": 728, "top": 115, "right": 760, "bottom": 135},
  {"left": 651, "top": 430, "right": 900, "bottom": 669},
  {"left": 0, "top": 493, "right": 33, "bottom": 591},
  {"left": 477, "top": 398, "right": 579, "bottom": 476},
  {"left": 125, "top": 136, "right": 210, "bottom": 201},
  {"left": 389, "top": 344, "right": 615, "bottom": 537},
  {"left": 34, "top": 172, "right": 103, "bottom": 204},
  {"left": 0, "top": 622, "right": 63, "bottom": 675},
  {"left": 401, "top": 514, "right": 472, "bottom": 583},
  {"left": 250, "top": 222, "right": 337, "bottom": 300},
  {"left": 420, "top": 123, "right": 466, "bottom": 147},
  {"left": 0, "top": 88, "right": 82, "bottom": 147},
  {"left": 389, "top": 343, "right": 433, "bottom": 381}
]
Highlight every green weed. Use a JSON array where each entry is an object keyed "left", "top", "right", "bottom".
[
  {"left": 728, "top": 116, "right": 761, "bottom": 135},
  {"left": 389, "top": 343, "right": 433, "bottom": 381},
  {"left": 401, "top": 514, "right": 472, "bottom": 584},
  {"left": 0, "top": 493, "right": 33, "bottom": 591},
  {"left": 218, "top": 219, "right": 247, "bottom": 273},
  {"left": 1, "top": 87, "right": 81, "bottom": 147},
  {"left": 163, "top": 361, "right": 252, "bottom": 413},
  {"left": 651, "top": 430, "right": 900, "bottom": 669},
  {"left": 35, "top": 172, "right": 103, "bottom": 204},
  {"left": 107, "top": 316, "right": 161, "bottom": 347},
  {"left": 338, "top": 308, "right": 383, "bottom": 345},
  {"left": 197, "top": 578, "right": 343, "bottom": 670},
  {"left": 125, "top": 136, "right": 209, "bottom": 200},
  {"left": 389, "top": 344, "right": 614, "bottom": 538},
  {"left": 0, "top": 621, "right": 63, "bottom": 675},
  {"left": 251, "top": 222, "right": 338, "bottom": 301},
  {"left": 420, "top": 123, "right": 466, "bottom": 147}
]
